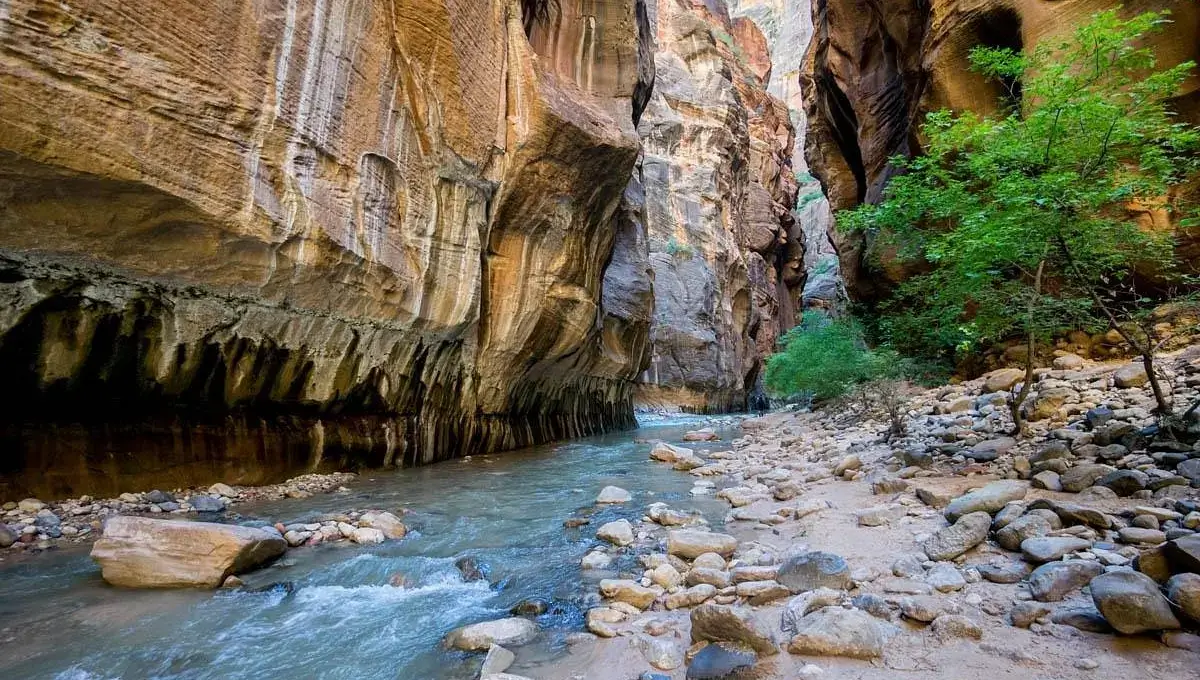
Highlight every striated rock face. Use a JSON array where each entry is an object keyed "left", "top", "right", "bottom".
[
  {"left": 0, "top": 0, "right": 656, "bottom": 496},
  {"left": 634, "top": 0, "right": 802, "bottom": 413},
  {"left": 803, "top": 0, "right": 1200, "bottom": 299}
]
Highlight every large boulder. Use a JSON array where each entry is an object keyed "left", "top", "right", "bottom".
[
  {"left": 777, "top": 551, "right": 851, "bottom": 594},
  {"left": 1020, "top": 536, "right": 1091, "bottom": 564},
  {"left": 596, "top": 486, "right": 632, "bottom": 504},
  {"left": 982, "top": 368, "right": 1024, "bottom": 393},
  {"left": 444, "top": 618, "right": 539, "bottom": 651},
  {"left": 690, "top": 604, "right": 778, "bottom": 655},
  {"left": 944, "top": 482, "right": 1027, "bottom": 522},
  {"left": 667, "top": 530, "right": 737, "bottom": 559},
  {"left": 90, "top": 517, "right": 286, "bottom": 588},
  {"left": 1090, "top": 570, "right": 1180, "bottom": 634},
  {"left": 0, "top": 525, "right": 15, "bottom": 549},
  {"left": 923, "top": 512, "right": 991, "bottom": 561},
  {"left": 786, "top": 607, "right": 895, "bottom": 658},
  {"left": 597, "top": 519, "right": 635, "bottom": 546},
  {"left": 1167, "top": 534, "right": 1200, "bottom": 573},
  {"left": 995, "top": 514, "right": 1052, "bottom": 552},
  {"left": 1060, "top": 464, "right": 1116, "bottom": 493},
  {"left": 1113, "top": 363, "right": 1148, "bottom": 388}
]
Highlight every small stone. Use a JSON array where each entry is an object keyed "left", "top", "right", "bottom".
[
  {"left": 1020, "top": 536, "right": 1091, "bottom": 563},
  {"left": 1118, "top": 527, "right": 1166, "bottom": 546},
  {"left": 926, "top": 563, "right": 966, "bottom": 592},
  {"left": 632, "top": 634, "right": 684, "bottom": 671},
  {"left": 1074, "top": 658, "right": 1100, "bottom": 671},
  {"left": 1028, "top": 560, "right": 1104, "bottom": 602},
  {"left": 1165, "top": 573, "right": 1200, "bottom": 623},
  {"left": 977, "top": 561, "right": 1030, "bottom": 584},
  {"left": 209, "top": 483, "right": 237, "bottom": 497},
  {"left": 667, "top": 530, "right": 737, "bottom": 559},
  {"left": 996, "top": 514, "right": 1053, "bottom": 552},
  {"left": 581, "top": 551, "right": 612, "bottom": 570},
  {"left": 1031, "top": 471, "right": 1063, "bottom": 492},
  {"left": 350, "top": 527, "right": 385, "bottom": 544},
  {"left": 931, "top": 614, "right": 983, "bottom": 640},
  {"left": 776, "top": 551, "right": 851, "bottom": 594},
  {"left": 1010, "top": 602, "right": 1051, "bottom": 628},
  {"left": 967, "top": 437, "right": 1015, "bottom": 462},
  {"left": 1114, "top": 363, "right": 1148, "bottom": 388},
  {"left": 923, "top": 511, "right": 991, "bottom": 561},
  {"left": 944, "top": 482, "right": 1028, "bottom": 522},
  {"left": 900, "top": 595, "right": 947, "bottom": 622},
  {"left": 600, "top": 579, "right": 658, "bottom": 610},
  {"left": 1051, "top": 606, "right": 1112, "bottom": 634}
]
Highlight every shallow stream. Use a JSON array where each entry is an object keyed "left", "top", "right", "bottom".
[{"left": 0, "top": 417, "right": 735, "bottom": 680}]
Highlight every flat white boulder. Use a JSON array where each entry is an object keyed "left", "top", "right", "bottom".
[{"left": 91, "top": 516, "right": 286, "bottom": 589}]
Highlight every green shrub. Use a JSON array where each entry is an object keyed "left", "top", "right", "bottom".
[
  {"left": 665, "top": 237, "right": 694, "bottom": 259},
  {"left": 765, "top": 312, "right": 894, "bottom": 401}
]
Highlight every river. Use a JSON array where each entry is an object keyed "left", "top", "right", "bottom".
[{"left": 0, "top": 417, "right": 736, "bottom": 680}]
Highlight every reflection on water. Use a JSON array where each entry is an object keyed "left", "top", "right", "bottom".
[{"left": 0, "top": 417, "right": 734, "bottom": 680}]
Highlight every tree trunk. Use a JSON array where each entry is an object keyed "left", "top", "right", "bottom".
[{"left": 1009, "top": 258, "right": 1046, "bottom": 435}]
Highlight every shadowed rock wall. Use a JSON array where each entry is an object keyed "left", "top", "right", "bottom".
[{"left": 0, "top": 0, "right": 656, "bottom": 496}]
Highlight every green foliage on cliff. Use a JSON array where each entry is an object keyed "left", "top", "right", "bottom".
[
  {"left": 764, "top": 312, "right": 900, "bottom": 401},
  {"left": 840, "top": 9, "right": 1200, "bottom": 383}
]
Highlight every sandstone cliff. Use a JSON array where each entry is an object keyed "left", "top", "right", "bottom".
[
  {"left": 0, "top": 0, "right": 657, "bottom": 495},
  {"left": 633, "top": 0, "right": 803, "bottom": 413},
  {"left": 803, "top": 0, "right": 1200, "bottom": 300}
]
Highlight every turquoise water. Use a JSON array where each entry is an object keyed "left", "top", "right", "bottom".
[{"left": 0, "top": 418, "right": 734, "bottom": 680}]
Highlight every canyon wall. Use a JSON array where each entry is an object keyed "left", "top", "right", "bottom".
[
  {"left": 803, "top": 0, "right": 1200, "bottom": 300},
  {"left": 633, "top": 0, "right": 805, "bottom": 413},
  {"left": 0, "top": 0, "right": 656, "bottom": 497}
]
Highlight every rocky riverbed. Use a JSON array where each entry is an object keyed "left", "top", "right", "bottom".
[{"left": 523, "top": 350, "right": 1200, "bottom": 679}]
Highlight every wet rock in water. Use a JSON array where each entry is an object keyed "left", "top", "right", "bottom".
[
  {"left": 90, "top": 516, "right": 286, "bottom": 589},
  {"left": 581, "top": 551, "right": 612, "bottom": 570},
  {"left": 456, "top": 556, "right": 490, "bottom": 582},
  {"left": 350, "top": 527, "right": 385, "bottom": 545},
  {"left": 596, "top": 486, "right": 632, "bottom": 504},
  {"left": 685, "top": 642, "right": 757, "bottom": 680},
  {"left": 0, "top": 525, "right": 15, "bottom": 549},
  {"left": 786, "top": 607, "right": 894, "bottom": 658},
  {"left": 1050, "top": 606, "right": 1113, "bottom": 634},
  {"left": 667, "top": 530, "right": 738, "bottom": 559},
  {"left": 388, "top": 572, "right": 413, "bottom": 589},
  {"left": 683, "top": 429, "right": 719, "bottom": 442},
  {"left": 600, "top": 579, "right": 658, "bottom": 610},
  {"left": 510, "top": 598, "right": 550, "bottom": 616},
  {"left": 967, "top": 437, "right": 1015, "bottom": 462},
  {"left": 359, "top": 511, "right": 407, "bottom": 539},
  {"left": 563, "top": 517, "right": 591, "bottom": 528},
  {"left": 597, "top": 520, "right": 635, "bottom": 547},
  {"left": 944, "top": 482, "right": 1028, "bottom": 522},
  {"left": 1020, "top": 536, "right": 1092, "bottom": 563},
  {"left": 189, "top": 495, "right": 226, "bottom": 513},
  {"left": 633, "top": 634, "right": 684, "bottom": 670},
  {"left": 923, "top": 511, "right": 991, "bottom": 561},
  {"left": 1029, "top": 560, "right": 1104, "bottom": 602},
  {"left": 647, "top": 503, "right": 694, "bottom": 527},
  {"left": 1010, "top": 602, "right": 1052, "bottom": 628},
  {"left": 1090, "top": 570, "right": 1180, "bottom": 634},
  {"left": 777, "top": 551, "right": 851, "bottom": 594},
  {"left": 1166, "top": 573, "right": 1200, "bottom": 623},
  {"left": 444, "top": 617, "right": 539, "bottom": 651},
  {"left": 480, "top": 643, "right": 515, "bottom": 676},
  {"left": 931, "top": 614, "right": 983, "bottom": 641},
  {"left": 249, "top": 581, "right": 296, "bottom": 596},
  {"left": 996, "top": 514, "right": 1053, "bottom": 552},
  {"left": 690, "top": 604, "right": 778, "bottom": 656}
]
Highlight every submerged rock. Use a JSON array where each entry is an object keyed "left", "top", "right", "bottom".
[
  {"left": 90, "top": 516, "right": 286, "bottom": 589},
  {"left": 596, "top": 486, "right": 632, "bottom": 504}
]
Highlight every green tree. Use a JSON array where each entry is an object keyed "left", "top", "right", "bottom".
[
  {"left": 842, "top": 9, "right": 1200, "bottom": 429},
  {"left": 764, "top": 312, "right": 880, "bottom": 400}
]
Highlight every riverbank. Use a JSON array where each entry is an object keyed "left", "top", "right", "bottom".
[{"left": 526, "top": 350, "right": 1200, "bottom": 678}]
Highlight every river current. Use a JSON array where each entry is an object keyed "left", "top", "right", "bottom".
[{"left": 0, "top": 417, "right": 735, "bottom": 680}]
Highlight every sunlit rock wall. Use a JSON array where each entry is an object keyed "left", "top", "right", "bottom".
[
  {"left": 0, "top": 0, "right": 656, "bottom": 497},
  {"left": 802, "top": 0, "right": 1200, "bottom": 300},
  {"left": 634, "top": 0, "right": 801, "bottom": 413}
]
